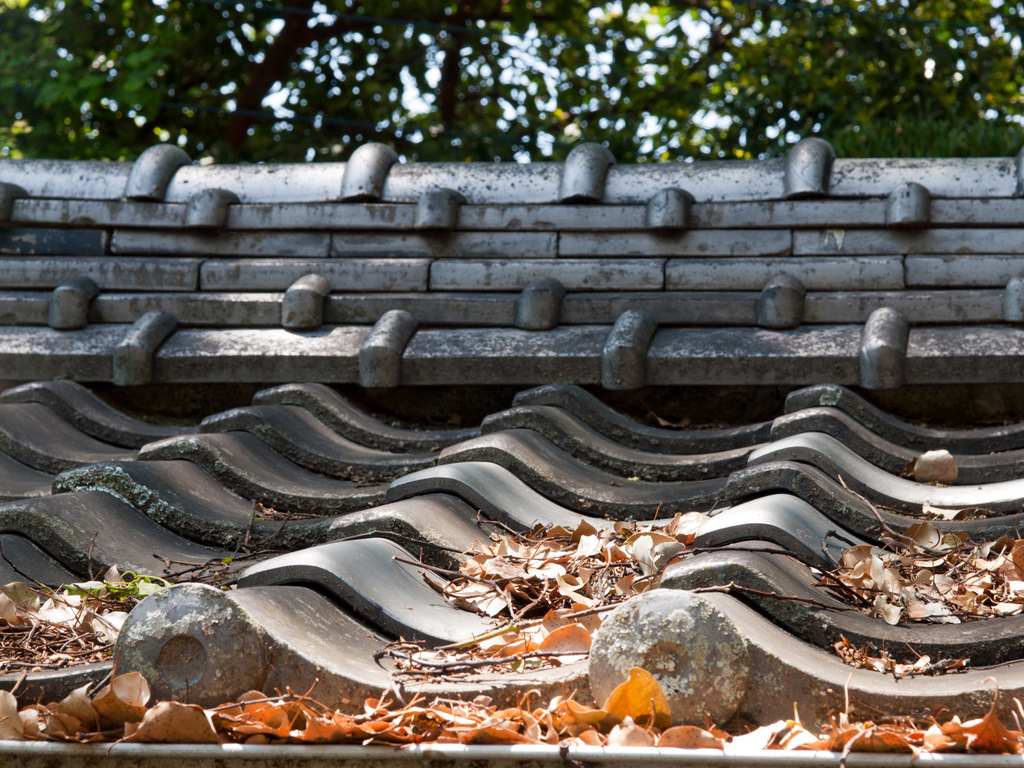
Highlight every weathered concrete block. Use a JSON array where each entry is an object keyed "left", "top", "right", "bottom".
[
  {"left": 359, "top": 309, "right": 418, "bottom": 388},
  {"left": 166, "top": 163, "right": 345, "bottom": 205},
  {"left": 886, "top": 181, "right": 931, "bottom": 227},
  {"left": 113, "top": 309, "right": 179, "bottom": 386},
  {"left": 603, "top": 159, "right": 786, "bottom": 204},
  {"left": 382, "top": 162, "right": 561, "bottom": 204},
  {"left": 561, "top": 292, "right": 758, "bottom": 325},
  {"left": 645, "top": 188, "right": 693, "bottom": 230},
  {"left": 0, "top": 159, "right": 133, "bottom": 201},
  {"left": 0, "top": 326, "right": 120, "bottom": 380},
  {"left": 331, "top": 231, "right": 556, "bottom": 259},
  {"left": 515, "top": 277, "right": 565, "bottom": 330},
  {"left": 0, "top": 257, "right": 200, "bottom": 291},
  {"left": 757, "top": 274, "right": 805, "bottom": 329},
  {"left": 559, "top": 143, "right": 615, "bottom": 203},
  {"left": 796, "top": 228, "right": 1024, "bottom": 256},
  {"left": 340, "top": 143, "right": 399, "bottom": 201},
  {"left": 414, "top": 188, "right": 464, "bottom": 229},
  {"left": 1016, "top": 143, "right": 1024, "bottom": 197},
  {"left": 806, "top": 290, "right": 1002, "bottom": 325},
  {"left": 48, "top": 275, "right": 99, "bottom": 330},
  {"left": 690, "top": 200, "right": 884, "bottom": 229},
  {"left": 153, "top": 328, "right": 366, "bottom": 383},
  {"left": 93, "top": 293, "right": 283, "bottom": 326},
  {"left": 859, "top": 306, "right": 909, "bottom": 390},
  {"left": 905, "top": 327, "right": 1024, "bottom": 384},
  {"left": 908, "top": 255, "right": 1022, "bottom": 288},
  {"left": 123, "top": 144, "right": 191, "bottom": 201},
  {"left": 831, "top": 157, "right": 1013, "bottom": 198},
  {"left": 281, "top": 274, "right": 330, "bottom": 330},
  {"left": 666, "top": 256, "right": 903, "bottom": 291},
  {"left": 184, "top": 188, "right": 240, "bottom": 229},
  {"left": 200, "top": 258, "right": 428, "bottom": 292},
  {"left": 229, "top": 201, "right": 414, "bottom": 230},
  {"left": 646, "top": 327, "right": 861, "bottom": 386},
  {"left": 784, "top": 137, "right": 835, "bottom": 198},
  {"left": 0, "top": 227, "right": 107, "bottom": 256},
  {"left": 602, "top": 309, "right": 657, "bottom": 390},
  {"left": 1004, "top": 275, "right": 1024, "bottom": 322},
  {"left": 458, "top": 204, "right": 645, "bottom": 231},
  {"left": 430, "top": 258, "right": 664, "bottom": 291},
  {"left": 113, "top": 230, "right": 329, "bottom": 257},
  {"left": 326, "top": 292, "right": 516, "bottom": 326},
  {"left": 0, "top": 183, "right": 27, "bottom": 221},
  {"left": 560, "top": 230, "right": 792, "bottom": 258},
  {"left": 0, "top": 293, "right": 49, "bottom": 325},
  {"left": 12, "top": 198, "right": 185, "bottom": 228},
  {"left": 401, "top": 327, "right": 606, "bottom": 385}
]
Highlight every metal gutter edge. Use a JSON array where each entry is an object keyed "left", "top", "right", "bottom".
[{"left": 1, "top": 742, "right": 1023, "bottom": 768}]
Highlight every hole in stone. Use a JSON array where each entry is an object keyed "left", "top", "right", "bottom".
[{"left": 156, "top": 634, "right": 207, "bottom": 688}]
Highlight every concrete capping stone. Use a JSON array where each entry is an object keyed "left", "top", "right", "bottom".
[
  {"left": 281, "top": 274, "right": 331, "bottom": 330},
  {"left": 48, "top": 275, "right": 100, "bottom": 331},
  {"left": 113, "top": 309, "right": 179, "bottom": 386},
  {"left": 340, "top": 143, "right": 399, "bottom": 201},
  {"left": 123, "top": 145, "right": 192, "bottom": 201},
  {"left": 602, "top": 309, "right": 656, "bottom": 390},
  {"left": 886, "top": 181, "right": 931, "bottom": 227},
  {"left": 115, "top": 583, "right": 270, "bottom": 707},
  {"left": 359, "top": 309, "right": 418, "bottom": 388},
  {"left": 757, "top": 274, "right": 805, "bottom": 329},
  {"left": 0, "top": 183, "right": 27, "bottom": 221},
  {"left": 184, "top": 188, "right": 240, "bottom": 229},
  {"left": 515, "top": 277, "right": 565, "bottom": 331},
  {"left": 1004, "top": 275, "right": 1024, "bottom": 322},
  {"left": 645, "top": 188, "right": 693, "bottom": 230},
  {"left": 558, "top": 143, "right": 615, "bottom": 203},
  {"left": 414, "top": 188, "right": 465, "bottom": 230},
  {"left": 784, "top": 137, "right": 835, "bottom": 199},
  {"left": 859, "top": 306, "right": 909, "bottom": 390}
]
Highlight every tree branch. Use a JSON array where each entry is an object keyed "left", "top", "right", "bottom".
[{"left": 222, "top": 0, "right": 324, "bottom": 148}]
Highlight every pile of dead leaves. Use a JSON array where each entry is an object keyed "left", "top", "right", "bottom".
[
  {"left": 832, "top": 636, "right": 968, "bottom": 680},
  {"left": 403, "top": 512, "right": 1024, "bottom": 680},
  {"left": 831, "top": 520, "right": 1024, "bottom": 626},
  {"left": 6, "top": 666, "right": 1024, "bottom": 754},
  {"left": 0, "top": 569, "right": 168, "bottom": 674},
  {"left": 389, "top": 514, "right": 706, "bottom": 673}
]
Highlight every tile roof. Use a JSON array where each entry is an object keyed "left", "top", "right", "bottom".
[
  {"left": 3, "top": 139, "right": 1024, "bottom": 742},
  {"left": 2, "top": 138, "right": 1024, "bottom": 388},
  {"left": 0, "top": 380, "right": 1018, "bottom": 731}
]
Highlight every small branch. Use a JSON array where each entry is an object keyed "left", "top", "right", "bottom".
[
  {"left": 392, "top": 556, "right": 494, "bottom": 585},
  {"left": 382, "top": 648, "right": 588, "bottom": 672},
  {"left": 88, "top": 532, "right": 98, "bottom": 581},
  {"left": 437, "top": 603, "right": 619, "bottom": 651},
  {"left": 336, "top": 531, "right": 466, "bottom": 555},
  {"left": 691, "top": 581, "right": 858, "bottom": 612}
]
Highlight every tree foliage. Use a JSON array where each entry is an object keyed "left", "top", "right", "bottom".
[{"left": 1, "top": 0, "right": 1023, "bottom": 163}]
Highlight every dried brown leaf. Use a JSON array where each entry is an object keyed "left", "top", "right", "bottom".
[
  {"left": 122, "top": 701, "right": 219, "bottom": 744},
  {"left": 91, "top": 673, "right": 150, "bottom": 727},
  {"left": 657, "top": 725, "right": 725, "bottom": 749}
]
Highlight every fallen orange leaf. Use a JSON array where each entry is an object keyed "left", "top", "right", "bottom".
[{"left": 602, "top": 667, "right": 672, "bottom": 731}]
